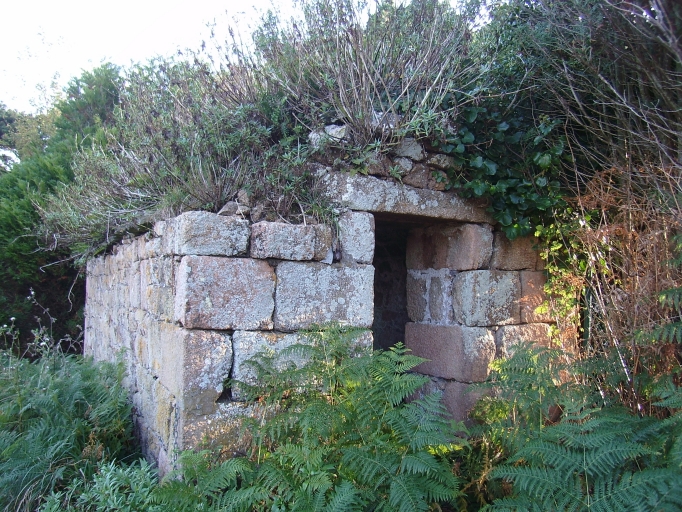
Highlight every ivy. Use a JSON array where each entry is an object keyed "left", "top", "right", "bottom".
[{"left": 433, "top": 94, "right": 567, "bottom": 239}]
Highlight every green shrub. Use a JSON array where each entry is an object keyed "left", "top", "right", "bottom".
[{"left": 0, "top": 346, "right": 135, "bottom": 511}]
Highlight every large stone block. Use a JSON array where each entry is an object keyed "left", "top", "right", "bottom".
[
  {"left": 429, "top": 274, "right": 451, "bottom": 324},
  {"left": 320, "top": 170, "right": 492, "bottom": 223},
  {"left": 140, "top": 257, "right": 176, "bottom": 321},
  {"left": 175, "top": 256, "right": 275, "bottom": 330},
  {"left": 338, "top": 211, "right": 375, "bottom": 264},
  {"left": 181, "top": 402, "right": 259, "bottom": 459},
  {"left": 274, "top": 262, "right": 374, "bottom": 330},
  {"left": 520, "top": 271, "right": 553, "bottom": 323},
  {"left": 406, "top": 269, "right": 456, "bottom": 324},
  {"left": 405, "top": 323, "right": 495, "bottom": 382},
  {"left": 442, "top": 381, "right": 484, "bottom": 423},
  {"left": 405, "top": 273, "right": 426, "bottom": 322},
  {"left": 148, "top": 326, "right": 232, "bottom": 417},
  {"left": 495, "top": 323, "right": 552, "bottom": 358},
  {"left": 168, "top": 211, "right": 250, "bottom": 256},
  {"left": 393, "top": 137, "right": 425, "bottom": 161},
  {"left": 491, "top": 232, "right": 539, "bottom": 270},
  {"left": 231, "top": 331, "right": 305, "bottom": 401},
  {"left": 250, "top": 222, "right": 332, "bottom": 261},
  {"left": 406, "top": 224, "right": 493, "bottom": 271},
  {"left": 133, "top": 369, "right": 178, "bottom": 450},
  {"left": 453, "top": 270, "right": 521, "bottom": 326}
]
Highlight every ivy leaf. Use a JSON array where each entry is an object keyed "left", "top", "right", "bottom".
[
  {"left": 534, "top": 153, "right": 552, "bottom": 169},
  {"left": 498, "top": 210, "right": 513, "bottom": 226},
  {"left": 455, "top": 144, "right": 465, "bottom": 154},
  {"left": 497, "top": 121, "right": 510, "bottom": 132},
  {"left": 536, "top": 176, "right": 548, "bottom": 187},
  {"left": 462, "top": 132, "right": 475, "bottom": 144},
  {"left": 466, "top": 108, "right": 480, "bottom": 123},
  {"left": 484, "top": 160, "right": 498, "bottom": 175},
  {"left": 506, "top": 132, "right": 523, "bottom": 144},
  {"left": 471, "top": 156, "right": 484, "bottom": 168},
  {"left": 471, "top": 181, "right": 488, "bottom": 196}
]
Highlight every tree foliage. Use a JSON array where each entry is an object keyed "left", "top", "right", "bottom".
[{"left": 0, "top": 63, "right": 121, "bottom": 348}]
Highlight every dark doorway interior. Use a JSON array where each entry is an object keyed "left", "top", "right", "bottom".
[{"left": 372, "top": 218, "right": 411, "bottom": 350}]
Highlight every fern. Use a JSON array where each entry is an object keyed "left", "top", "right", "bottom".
[
  {"left": 478, "top": 345, "right": 682, "bottom": 512},
  {"left": 152, "top": 325, "right": 462, "bottom": 511},
  {"left": 0, "top": 350, "right": 134, "bottom": 511}
]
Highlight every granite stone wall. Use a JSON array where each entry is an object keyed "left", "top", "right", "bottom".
[
  {"left": 85, "top": 209, "right": 374, "bottom": 473},
  {"left": 403, "top": 225, "right": 551, "bottom": 421},
  {"left": 85, "top": 140, "right": 555, "bottom": 471}
]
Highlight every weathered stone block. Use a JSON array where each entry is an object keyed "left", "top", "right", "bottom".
[
  {"left": 133, "top": 369, "right": 178, "bottom": 449},
  {"left": 181, "top": 402, "right": 258, "bottom": 459},
  {"left": 429, "top": 275, "right": 448, "bottom": 323},
  {"left": 320, "top": 171, "right": 493, "bottom": 223},
  {"left": 491, "top": 232, "right": 539, "bottom": 270},
  {"left": 406, "top": 224, "right": 493, "bottom": 270},
  {"left": 338, "top": 211, "right": 375, "bottom": 264},
  {"left": 250, "top": 221, "right": 332, "bottom": 261},
  {"left": 445, "top": 224, "right": 493, "bottom": 270},
  {"left": 402, "top": 165, "right": 447, "bottom": 191},
  {"left": 170, "top": 211, "right": 250, "bottom": 256},
  {"left": 405, "top": 323, "right": 495, "bottom": 382},
  {"left": 394, "top": 157, "right": 413, "bottom": 172},
  {"left": 426, "top": 153, "right": 456, "bottom": 170},
  {"left": 442, "top": 381, "right": 484, "bottom": 423},
  {"left": 274, "top": 262, "right": 374, "bottom": 330},
  {"left": 175, "top": 256, "right": 275, "bottom": 330},
  {"left": 183, "top": 330, "right": 232, "bottom": 417},
  {"left": 495, "top": 323, "right": 552, "bottom": 358},
  {"left": 453, "top": 270, "right": 521, "bottom": 326},
  {"left": 231, "top": 331, "right": 305, "bottom": 401},
  {"left": 313, "top": 224, "right": 333, "bottom": 261},
  {"left": 520, "top": 271, "right": 553, "bottom": 323},
  {"left": 393, "top": 137, "right": 425, "bottom": 161}
]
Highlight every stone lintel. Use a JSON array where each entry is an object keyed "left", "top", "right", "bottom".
[{"left": 320, "top": 171, "right": 493, "bottom": 223}]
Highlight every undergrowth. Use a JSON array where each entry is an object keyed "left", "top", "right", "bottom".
[
  {"left": 456, "top": 342, "right": 682, "bottom": 512},
  {"left": 151, "top": 326, "right": 463, "bottom": 511},
  {"left": 0, "top": 325, "right": 135, "bottom": 512}
]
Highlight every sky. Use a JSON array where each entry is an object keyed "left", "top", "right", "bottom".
[{"left": 1, "top": 0, "right": 291, "bottom": 113}]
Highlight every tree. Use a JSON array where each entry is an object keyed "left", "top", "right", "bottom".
[{"left": 0, "top": 63, "right": 121, "bottom": 350}]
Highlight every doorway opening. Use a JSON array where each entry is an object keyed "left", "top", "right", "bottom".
[{"left": 372, "top": 215, "right": 418, "bottom": 350}]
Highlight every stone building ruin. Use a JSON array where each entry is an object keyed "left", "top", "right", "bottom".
[{"left": 85, "top": 137, "right": 553, "bottom": 472}]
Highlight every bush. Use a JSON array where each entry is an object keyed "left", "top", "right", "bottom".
[{"left": 41, "top": 0, "right": 481, "bottom": 260}]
